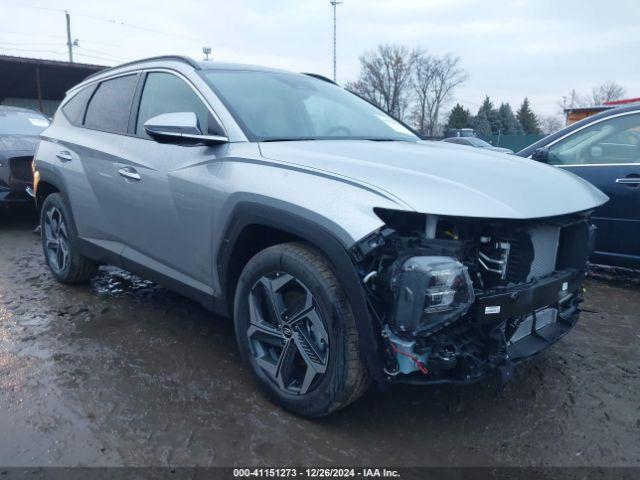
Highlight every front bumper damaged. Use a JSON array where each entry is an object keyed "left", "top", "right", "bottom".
[
  {"left": 384, "top": 269, "right": 582, "bottom": 385},
  {"left": 352, "top": 210, "right": 593, "bottom": 386}
]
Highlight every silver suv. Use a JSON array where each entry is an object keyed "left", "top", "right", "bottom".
[{"left": 34, "top": 56, "right": 607, "bottom": 417}]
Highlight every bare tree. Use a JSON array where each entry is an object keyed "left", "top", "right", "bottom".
[
  {"left": 560, "top": 82, "right": 626, "bottom": 112},
  {"left": 412, "top": 54, "right": 467, "bottom": 137},
  {"left": 592, "top": 81, "right": 626, "bottom": 105},
  {"left": 539, "top": 115, "right": 564, "bottom": 135},
  {"left": 411, "top": 54, "right": 438, "bottom": 135},
  {"left": 346, "top": 44, "right": 421, "bottom": 121},
  {"left": 559, "top": 89, "right": 589, "bottom": 110}
]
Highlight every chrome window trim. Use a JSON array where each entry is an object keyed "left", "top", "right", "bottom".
[
  {"left": 62, "top": 66, "right": 239, "bottom": 141},
  {"left": 527, "top": 109, "right": 640, "bottom": 166},
  {"left": 61, "top": 70, "right": 140, "bottom": 109},
  {"left": 557, "top": 163, "right": 640, "bottom": 168},
  {"left": 136, "top": 67, "right": 229, "bottom": 139}
]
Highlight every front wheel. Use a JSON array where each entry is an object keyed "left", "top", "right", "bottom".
[{"left": 234, "top": 243, "right": 370, "bottom": 417}]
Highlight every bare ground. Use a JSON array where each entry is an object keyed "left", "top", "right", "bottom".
[{"left": 0, "top": 208, "right": 638, "bottom": 467}]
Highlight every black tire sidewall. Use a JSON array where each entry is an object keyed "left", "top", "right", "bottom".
[
  {"left": 40, "top": 193, "right": 80, "bottom": 282},
  {"left": 234, "top": 245, "right": 351, "bottom": 416}
]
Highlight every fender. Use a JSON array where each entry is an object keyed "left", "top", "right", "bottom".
[
  {"left": 217, "top": 201, "right": 385, "bottom": 381},
  {"left": 33, "top": 160, "right": 68, "bottom": 209}
]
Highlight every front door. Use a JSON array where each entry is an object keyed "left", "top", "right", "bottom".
[
  {"left": 546, "top": 112, "right": 640, "bottom": 268},
  {"left": 114, "top": 71, "right": 228, "bottom": 293}
]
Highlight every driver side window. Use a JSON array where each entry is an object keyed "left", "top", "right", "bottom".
[
  {"left": 548, "top": 113, "right": 640, "bottom": 166},
  {"left": 136, "top": 72, "right": 222, "bottom": 138}
]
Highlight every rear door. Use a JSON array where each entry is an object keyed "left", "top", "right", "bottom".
[
  {"left": 48, "top": 74, "right": 138, "bottom": 251},
  {"left": 113, "top": 70, "right": 227, "bottom": 292},
  {"left": 546, "top": 112, "right": 640, "bottom": 268}
]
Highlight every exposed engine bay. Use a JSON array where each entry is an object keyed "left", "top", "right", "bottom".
[{"left": 351, "top": 208, "right": 596, "bottom": 384}]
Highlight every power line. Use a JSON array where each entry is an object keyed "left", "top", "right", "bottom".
[
  {"left": 0, "top": 46, "right": 67, "bottom": 55},
  {"left": 0, "top": 29, "right": 65, "bottom": 39},
  {"left": 0, "top": 0, "right": 207, "bottom": 44},
  {"left": 75, "top": 46, "right": 127, "bottom": 61},
  {"left": 0, "top": 40, "right": 62, "bottom": 47}
]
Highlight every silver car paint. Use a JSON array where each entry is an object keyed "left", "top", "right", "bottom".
[
  {"left": 36, "top": 59, "right": 608, "bottom": 300},
  {"left": 259, "top": 139, "right": 608, "bottom": 219}
]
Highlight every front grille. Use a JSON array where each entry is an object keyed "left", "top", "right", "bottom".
[{"left": 9, "top": 156, "right": 33, "bottom": 183}]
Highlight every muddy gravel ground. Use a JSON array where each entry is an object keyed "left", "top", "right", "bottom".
[{"left": 0, "top": 207, "right": 638, "bottom": 468}]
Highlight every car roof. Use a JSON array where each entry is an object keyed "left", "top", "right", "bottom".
[
  {"left": 80, "top": 55, "right": 301, "bottom": 85},
  {"left": 518, "top": 103, "right": 640, "bottom": 157}
]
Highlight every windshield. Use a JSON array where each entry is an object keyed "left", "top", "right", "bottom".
[
  {"left": 203, "top": 70, "right": 418, "bottom": 142},
  {"left": 0, "top": 110, "right": 49, "bottom": 135}
]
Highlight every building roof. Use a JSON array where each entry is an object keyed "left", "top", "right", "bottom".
[
  {"left": 603, "top": 97, "right": 640, "bottom": 106},
  {"left": 0, "top": 54, "right": 105, "bottom": 101},
  {"left": 563, "top": 105, "right": 612, "bottom": 114}
]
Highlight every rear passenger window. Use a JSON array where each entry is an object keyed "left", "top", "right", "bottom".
[
  {"left": 135, "top": 72, "right": 221, "bottom": 138},
  {"left": 84, "top": 74, "right": 138, "bottom": 134},
  {"left": 61, "top": 84, "right": 95, "bottom": 125}
]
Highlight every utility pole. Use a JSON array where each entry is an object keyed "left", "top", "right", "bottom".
[
  {"left": 65, "top": 11, "right": 73, "bottom": 63},
  {"left": 330, "top": 0, "right": 342, "bottom": 83}
]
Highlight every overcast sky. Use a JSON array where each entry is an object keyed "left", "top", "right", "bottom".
[{"left": 1, "top": 0, "right": 638, "bottom": 117}]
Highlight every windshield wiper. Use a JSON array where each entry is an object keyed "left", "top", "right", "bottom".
[{"left": 261, "top": 137, "right": 317, "bottom": 142}]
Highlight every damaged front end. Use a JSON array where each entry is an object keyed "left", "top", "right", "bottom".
[{"left": 351, "top": 208, "right": 596, "bottom": 385}]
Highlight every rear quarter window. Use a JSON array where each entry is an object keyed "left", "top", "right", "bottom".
[
  {"left": 61, "top": 84, "right": 96, "bottom": 126},
  {"left": 84, "top": 74, "right": 138, "bottom": 134}
]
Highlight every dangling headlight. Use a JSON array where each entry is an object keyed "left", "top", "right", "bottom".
[{"left": 390, "top": 256, "right": 475, "bottom": 335}]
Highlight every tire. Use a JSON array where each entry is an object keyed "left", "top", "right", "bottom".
[
  {"left": 40, "top": 193, "right": 97, "bottom": 283},
  {"left": 234, "top": 242, "right": 370, "bottom": 417}
]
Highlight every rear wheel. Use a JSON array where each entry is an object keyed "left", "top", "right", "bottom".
[
  {"left": 40, "top": 193, "right": 97, "bottom": 283},
  {"left": 234, "top": 243, "right": 370, "bottom": 417}
]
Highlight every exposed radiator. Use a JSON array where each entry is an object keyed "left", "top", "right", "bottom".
[{"left": 526, "top": 225, "right": 561, "bottom": 281}]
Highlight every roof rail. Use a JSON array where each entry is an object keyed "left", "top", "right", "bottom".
[
  {"left": 82, "top": 55, "right": 200, "bottom": 82},
  {"left": 302, "top": 72, "right": 336, "bottom": 85}
]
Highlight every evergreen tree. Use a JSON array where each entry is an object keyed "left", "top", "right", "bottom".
[
  {"left": 497, "top": 103, "right": 523, "bottom": 135},
  {"left": 516, "top": 98, "right": 541, "bottom": 134},
  {"left": 446, "top": 103, "right": 471, "bottom": 129},
  {"left": 472, "top": 111, "right": 492, "bottom": 137},
  {"left": 476, "top": 96, "right": 501, "bottom": 134}
]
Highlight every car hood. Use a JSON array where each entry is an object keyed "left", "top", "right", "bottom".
[
  {"left": 0, "top": 134, "right": 40, "bottom": 154},
  {"left": 258, "top": 140, "right": 608, "bottom": 219}
]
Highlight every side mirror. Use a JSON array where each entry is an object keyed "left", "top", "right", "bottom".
[
  {"left": 531, "top": 146, "right": 549, "bottom": 162},
  {"left": 144, "top": 112, "right": 228, "bottom": 145}
]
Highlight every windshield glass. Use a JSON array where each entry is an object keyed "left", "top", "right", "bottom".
[
  {"left": 469, "top": 138, "right": 492, "bottom": 147},
  {"left": 0, "top": 110, "right": 49, "bottom": 135},
  {"left": 203, "top": 70, "right": 418, "bottom": 142}
]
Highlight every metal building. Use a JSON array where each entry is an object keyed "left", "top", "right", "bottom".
[{"left": 0, "top": 55, "right": 105, "bottom": 117}]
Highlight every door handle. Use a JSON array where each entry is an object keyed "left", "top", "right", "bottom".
[
  {"left": 615, "top": 177, "right": 640, "bottom": 186},
  {"left": 56, "top": 150, "right": 73, "bottom": 162},
  {"left": 118, "top": 167, "right": 141, "bottom": 181}
]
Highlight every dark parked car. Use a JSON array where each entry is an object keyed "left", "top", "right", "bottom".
[
  {"left": 0, "top": 106, "right": 50, "bottom": 206},
  {"left": 519, "top": 104, "right": 640, "bottom": 269},
  {"left": 441, "top": 136, "right": 514, "bottom": 154}
]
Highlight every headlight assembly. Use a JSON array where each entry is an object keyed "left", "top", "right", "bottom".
[{"left": 390, "top": 256, "right": 474, "bottom": 335}]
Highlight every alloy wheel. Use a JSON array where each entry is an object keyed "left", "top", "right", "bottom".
[
  {"left": 247, "top": 272, "right": 329, "bottom": 395},
  {"left": 43, "top": 206, "right": 70, "bottom": 274}
]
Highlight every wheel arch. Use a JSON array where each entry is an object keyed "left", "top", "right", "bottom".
[
  {"left": 34, "top": 163, "right": 67, "bottom": 211},
  {"left": 217, "top": 201, "right": 385, "bottom": 380}
]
